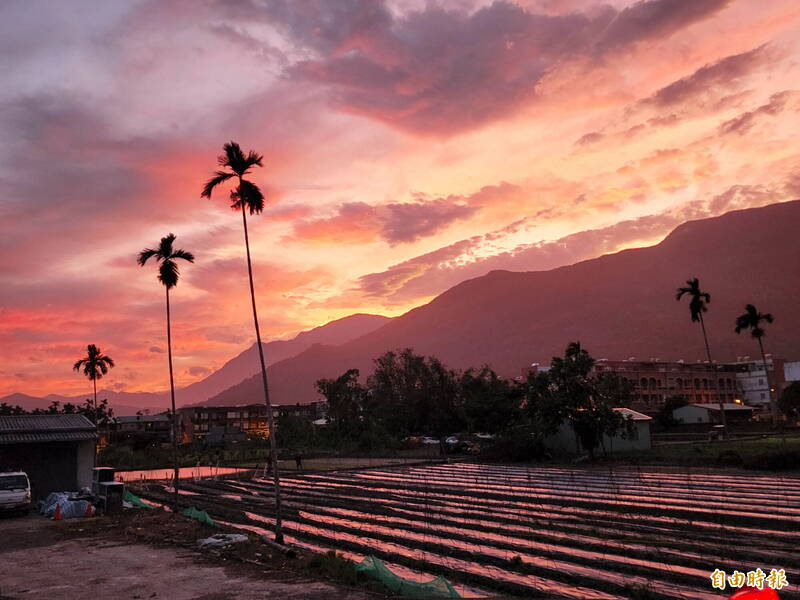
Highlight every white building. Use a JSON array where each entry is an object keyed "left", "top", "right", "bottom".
[
  {"left": 543, "top": 408, "right": 652, "bottom": 455},
  {"left": 735, "top": 356, "right": 785, "bottom": 410},
  {"left": 784, "top": 361, "right": 800, "bottom": 383},
  {"left": 672, "top": 403, "right": 756, "bottom": 425}
]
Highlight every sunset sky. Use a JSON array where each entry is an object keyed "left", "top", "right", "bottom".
[{"left": 1, "top": 0, "right": 799, "bottom": 397}]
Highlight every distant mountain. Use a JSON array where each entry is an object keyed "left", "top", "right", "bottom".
[
  {"left": 209, "top": 200, "right": 800, "bottom": 406},
  {"left": 0, "top": 391, "right": 169, "bottom": 416},
  {"left": 1, "top": 313, "right": 390, "bottom": 414},
  {"left": 176, "top": 313, "right": 390, "bottom": 406}
]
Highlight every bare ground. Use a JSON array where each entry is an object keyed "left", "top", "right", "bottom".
[{"left": 0, "top": 511, "right": 381, "bottom": 600}]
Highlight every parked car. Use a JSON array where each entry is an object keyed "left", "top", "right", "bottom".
[
  {"left": 445, "top": 436, "right": 459, "bottom": 445},
  {"left": 421, "top": 436, "right": 440, "bottom": 445},
  {"left": 0, "top": 471, "right": 31, "bottom": 515}
]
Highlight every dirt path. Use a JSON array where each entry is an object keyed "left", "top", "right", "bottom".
[{"left": 0, "top": 514, "right": 378, "bottom": 600}]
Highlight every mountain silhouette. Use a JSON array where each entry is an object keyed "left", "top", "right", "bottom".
[{"left": 207, "top": 200, "right": 800, "bottom": 406}]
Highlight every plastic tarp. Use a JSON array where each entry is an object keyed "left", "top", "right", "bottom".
[
  {"left": 38, "top": 492, "right": 91, "bottom": 519},
  {"left": 182, "top": 506, "right": 215, "bottom": 526},
  {"left": 123, "top": 489, "right": 154, "bottom": 509},
  {"left": 197, "top": 533, "right": 249, "bottom": 549},
  {"left": 355, "top": 555, "right": 461, "bottom": 598}
]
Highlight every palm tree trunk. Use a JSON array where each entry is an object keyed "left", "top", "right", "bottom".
[
  {"left": 92, "top": 378, "right": 97, "bottom": 414},
  {"left": 698, "top": 313, "right": 727, "bottom": 435},
  {"left": 166, "top": 286, "right": 179, "bottom": 511},
  {"left": 757, "top": 337, "right": 778, "bottom": 428},
  {"left": 240, "top": 197, "right": 284, "bottom": 545}
]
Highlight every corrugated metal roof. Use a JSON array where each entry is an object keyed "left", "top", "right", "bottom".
[
  {"left": 0, "top": 431, "right": 98, "bottom": 444},
  {"left": 0, "top": 414, "right": 96, "bottom": 445}
]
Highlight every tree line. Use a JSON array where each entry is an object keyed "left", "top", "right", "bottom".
[{"left": 312, "top": 342, "right": 635, "bottom": 459}]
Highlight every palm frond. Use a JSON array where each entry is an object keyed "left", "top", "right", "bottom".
[
  {"left": 201, "top": 171, "right": 235, "bottom": 198},
  {"left": 223, "top": 141, "right": 247, "bottom": 174},
  {"left": 763, "top": 313, "right": 774, "bottom": 324},
  {"left": 237, "top": 179, "right": 265, "bottom": 214},
  {"left": 73, "top": 359, "right": 85, "bottom": 372},
  {"left": 159, "top": 259, "right": 180, "bottom": 289},
  {"left": 245, "top": 150, "right": 264, "bottom": 169},
  {"left": 159, "top": 233, "right": 176, "bottom": 257},
  {"left": 101, "top": 355, "right": 115, "bottom": 368},
  {"left": 171, "top": 248, "right": 195, "bottom": 262},
  {"left": 137, "top": 248, "right": 159, "bottom": 266}
]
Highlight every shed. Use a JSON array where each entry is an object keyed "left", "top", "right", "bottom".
[{"left": 0, "top": 414, "right": 96, "bottom": 498}]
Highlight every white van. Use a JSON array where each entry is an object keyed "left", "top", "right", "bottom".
[{"left": 0, "top": 471, "right": 32, "bottom": 515}]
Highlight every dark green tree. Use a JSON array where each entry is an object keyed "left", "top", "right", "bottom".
[
  {"left": 460, "top": 366, "right": 522, "bottom": 434},
  {"left": 201, "top": 141, "right": 284, "bottom": 543},
  {"left": 138, "top": 233, "right": 194, "bottom": 509},
  {"left": 676, "top": 278, "right": 727, "bottom": 433},
  {"left": 73, "top": 344, "right": 115, "bottom": 414},
  {"left": 315, "top": 369, "right": 364, "bottom": 442},
  {"left": 275, "top": 413, "right": 316, "bottom": 451},
  {"left": 778, "top": 382, "right": 800, "bottom": 422},
  {"left": 0, "top": 403, "right": 26, "bottom": 415},
  {"left": 366, "top": 349, "right": 463, "bottom": 449},
  {"left": 527, "top": 342, "right": 629, "bottom": 457},
  {"left": 735, "top": 304, "right": 776, "bottom": 425},
  {"left": 655, "top": 395, "right": 689, "bottom": 428}
]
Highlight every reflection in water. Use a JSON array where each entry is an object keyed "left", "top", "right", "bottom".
[{"left": 116, "top": 466, "right": 249, "bottom": 482}]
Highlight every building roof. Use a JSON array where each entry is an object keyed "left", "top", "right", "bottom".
[
  {"left": 688, "top": 403, "right": 755, "bottom": 411},
  {"left": 114, "top": 414, "right": 170, "bottom": 424},
  {"left": 613, "top": 408, "right": 652, "bottom": 421},
  {"left": 0, "top": 414, "right": 97, "bottom": 445}
]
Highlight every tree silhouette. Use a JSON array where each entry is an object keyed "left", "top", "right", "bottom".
[
  {"left": 735, "top": 304, "right": 776, "bottom": 425},
  {"left": 676, "top": 278, "right": 726, "bottom": 433},
  {"left": 138, "top": 233, "right": 194, "bottom": 509},
  {"left": 201, "top": 141, "right": 284, "bottom": 543},
  {"left": 73, "top": 344, "right": 115, "bottom": 414}
]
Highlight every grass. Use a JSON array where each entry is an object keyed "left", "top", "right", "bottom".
[{"left": 617, "top": 434, "right": 800, "bottom": 469}]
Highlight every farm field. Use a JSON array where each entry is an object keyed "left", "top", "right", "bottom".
[{"left": 133, "top": 462, "right": 800, "bottom": 599}]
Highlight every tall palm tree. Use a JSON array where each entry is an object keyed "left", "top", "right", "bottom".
[
  {"left": 735, "top": 304, "right": 776, "bottom": 425},
  {"left": 73, "top": 344, "right": 115, "bottom": 415},
  {"left": 676, "top": 278, "right": 726, "bottom": 433},
  {"left": 201, "top": 141, "right": 284, "bottom": 544},
  {"left": 138, "top": 233, "right": 194, "bottom": 509}
]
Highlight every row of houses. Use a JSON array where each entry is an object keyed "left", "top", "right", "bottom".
[
  {"left": 109, "top": 401, "right": 328, "bottom": 446},
  {"left": 526, "top": 356, "right": 799, "bottom": 415}
]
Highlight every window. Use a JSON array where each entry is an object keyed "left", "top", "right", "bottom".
[
  {"left": 759, "top": 378, "right": 765, "bottom": 385},
  {"left": 761, "top": 392, "right": 766, "bottom": 399}
]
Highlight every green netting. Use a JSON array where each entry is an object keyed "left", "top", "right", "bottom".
[
  {"left": 123, "top": 489, "right": 155, "bottom": 509},
  {"left": 182, "top": 506, "right": 215, "bottom": 526},
  {"left": 356, "top": 555, "right": 460, "bottom": 598}
]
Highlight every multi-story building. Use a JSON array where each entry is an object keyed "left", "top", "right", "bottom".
[
  {"left": 591, "top": 359, "right": 746, "bottom": 412},
  {"left": 177, "top": 401, "right": 328, "bottom": 443},
  {"left": 110, "top": 413, "right": 171, "bottom": 445},
  {"left": 735, "top": 356, "right": 786, "bottom": 410}
]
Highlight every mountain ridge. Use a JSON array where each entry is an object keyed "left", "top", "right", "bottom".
[{"left": 206, "top": 200, "right": 800, "bottom": 406}]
